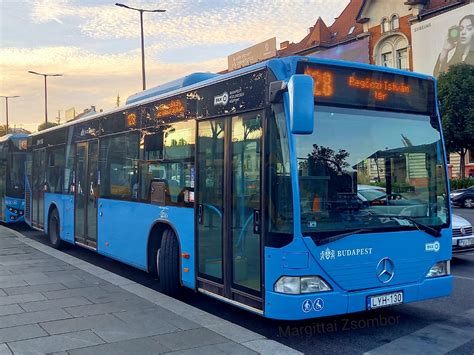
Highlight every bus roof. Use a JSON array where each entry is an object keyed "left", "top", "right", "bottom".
[
  {"left": 0, "top": 134, "right": 29, "bottom": 143},
  {"left": 30, "top": 56, "right": 435, "bottom": 138}
]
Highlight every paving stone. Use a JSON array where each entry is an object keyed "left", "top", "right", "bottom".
[
  {"left": 207, "top": 321, "right": 265, "bottom": 344},
  {"left": 114, "top": 308, "right": 201, "bottom": 331},
  {"left": 0, "top": 324, "right": 47, "bottom": 343},
  {"left": 0, "top": 308, "right": 71, "bottom": 329},
  {"left": 68, "top": 336, "right": 170, "bottom": 355},
  {"left": 0, "top": 292, "right": 46, "bottom": 306},
  {"left": 42, "top": 286, "right": 121, "bottom": 300},
  {"left": 153, "top": 327, "right": 229, "bottom": 351},
  {"left": 0, "top": 343, "right": 12, "bottom": 355},
  {"left": 166, "top": 341, "right": 258, "bottom": 355},
  {"left": 40, "top": 314, "right": 125, "bottom": 335},
  {"left": 20, "top": 296, "right": 92, "bottom": 312},
  {"left": 60, "top": 280, "right": 103, "bottom": 289},
  {"left": 92, "top": 317, "right": 179, "bottom": 343},
  {"left": 2, "top": 283, "right": 67, "bottom": 296},
  {"left": 0, "top": 304, "right": 24, "bottom": 316},
  {"left": 64, "top": 298, "right": 154, "bottom": 317},
  {"left": 7, "top": 330, "right": 104, "bottom": 353}
]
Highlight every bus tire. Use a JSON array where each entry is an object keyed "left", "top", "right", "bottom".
[
  {"left": 48, "top": 209, "right": 64, "bottom": 249},
  {"left": 159, "top": 229, "right": 180, "bottom": 295}
]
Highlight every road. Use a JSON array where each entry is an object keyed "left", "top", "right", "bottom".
[{"left": 8, "top": 208, "right": 474, "bottom": 354}]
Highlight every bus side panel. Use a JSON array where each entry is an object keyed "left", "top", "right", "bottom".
[
  {"left": 4, "top": 196, "right": 25, "bottom": 223},
  {"left": 44, "top": 192, "right": 75, "bottom": 243},
  {"left": 97, "top": 198, "right": 195, "bottom": 289}
]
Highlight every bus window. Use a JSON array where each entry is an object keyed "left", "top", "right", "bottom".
[
  {"left": 47, "top": 147, "right": 65, "bottom": 193},
  {"left": 164, "top": 120, "right": 195, "bottom": 160},
  {"left": 100, "top": 133, "right": 139, "bottom": 200},
  {"left": 268, "top": 105, "right": 293, "bottom": 237}
]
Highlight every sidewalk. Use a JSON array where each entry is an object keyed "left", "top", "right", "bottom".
[{"left": 0, "top": 225, "right": 299, "bottom": 355}]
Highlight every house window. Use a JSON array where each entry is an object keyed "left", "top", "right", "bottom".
[
  {"left": 469, "top": 150, "right": 474, "bottom": 164},
  {"left": 391, "top": 15, "right": 400, "bottom": 30},
  {"left": 376, "top": 35, "right": 409, "bottom": 70},
  {"left": 382, "top": 52, "right": 393, "bottom": 67},
  {"left": 397, "top": 48, "right": 408, "bottom": 70},
  {"left": 381, "top": 18, "right": 390, "bottom": 33}
]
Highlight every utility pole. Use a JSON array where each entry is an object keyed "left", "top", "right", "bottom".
[{"left": 115, "top": 3, "right": 166, "bottom": 90}]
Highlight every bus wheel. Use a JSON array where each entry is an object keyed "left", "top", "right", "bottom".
[
  {"left": 158, "top": 229, "right": 180, "bottom": 295},
  {"left": 48, "top": 209, "right": 64, "bottom": 249}
]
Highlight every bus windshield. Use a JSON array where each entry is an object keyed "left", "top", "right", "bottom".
[
  {"left": 295, "top": 106, "right": 449, "bottom": 238},
  {"left": 7, "top": 151, "right": 26, "bottom": 198}
]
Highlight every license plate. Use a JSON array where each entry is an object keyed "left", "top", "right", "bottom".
[
  {"left": 367, "top": 291, "right": 403, "bottom": 310},
  {"left": 459, "top": 238, "right": 474, "bottom": 247}
]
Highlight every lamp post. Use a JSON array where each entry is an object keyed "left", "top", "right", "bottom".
[
  {"left": 115, "top": 2, "right": 166, "bottom": 91},
  {"left": 0, "top": 95, "right": 20, "bottom": 134},
  {"left": 27, "top": 71, "right": 62, "bottom": 126}
]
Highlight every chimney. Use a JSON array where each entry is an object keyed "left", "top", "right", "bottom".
[
  {"left": 91, "top": 105, "right": 96, "bottom": 112},
  {"left": 280, "top": 41, "right": 290, "bottom": 50}
]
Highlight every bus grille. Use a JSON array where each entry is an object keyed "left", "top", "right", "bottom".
[{"left": 453, "top": 226, "right": 473, "bottom": 237}]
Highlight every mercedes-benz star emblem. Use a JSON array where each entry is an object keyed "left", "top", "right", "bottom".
[{"left": 376, "top": 257, "right": 395, "bottom": 283}]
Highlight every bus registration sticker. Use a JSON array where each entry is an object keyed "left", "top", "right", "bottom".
[{"left": 367, "top": 291, "right": 403, "bottom": 310}]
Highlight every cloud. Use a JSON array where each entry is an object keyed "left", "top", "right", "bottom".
[
  {"left": 29, "top": 0, "right": 349, "bottom": 51},
  {"left": 0, "top": 44, "right": 225, "bottom": 131}
]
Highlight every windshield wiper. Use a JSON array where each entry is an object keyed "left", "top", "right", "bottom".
[
  {"left": 365, "top": 213, "right": 441, "bottom": 238},
  {"left": 316, "top": 228, "right": 376, "bottom": 246}
]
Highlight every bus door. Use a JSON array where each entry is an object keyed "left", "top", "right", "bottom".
[
  {"left": 196, "top": 112, "right": 263, "bottom": 312},
  {"left": 74, "top": 140, "right": 99, "bottom": 249},
  {"left": 32, "top": 149, "right": 46, "bottom": 228}
]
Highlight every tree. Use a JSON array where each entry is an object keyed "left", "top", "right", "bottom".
[
  {"left": 0, "top": 124, "right": 7, "bottom": 136},
  {"left": 37, "top": 121, "right": 59, "bottom": 131},
  {"left": 438, "top": 63, "right": 474, "bottom": 179}
]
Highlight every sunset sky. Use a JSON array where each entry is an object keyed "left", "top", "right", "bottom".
[{"left": 0, "top": 0, "right": 349, "bottom": 132}]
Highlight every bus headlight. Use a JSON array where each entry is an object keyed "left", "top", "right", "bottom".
[
  {"left": 426, "top": 261, "right": 450, "bottom": 278},
  {"left": 274, "top": 276, "right": 332, "bottom": 294}
]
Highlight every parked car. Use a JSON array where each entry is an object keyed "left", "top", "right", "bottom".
[
  {"left": 452, "top": 214, "right": 474, "bottom": 253},
  {"left": 450, "top": 186, "right": 474, "bottom": 208}
]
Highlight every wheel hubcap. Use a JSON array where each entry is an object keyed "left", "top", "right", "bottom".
[{"left": 465, "top": 198, "right": 473, "bottom": 208}]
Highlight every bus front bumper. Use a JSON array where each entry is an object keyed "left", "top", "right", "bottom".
[{"left": 264, "top": 275, "right": 452, "bottom": 320}]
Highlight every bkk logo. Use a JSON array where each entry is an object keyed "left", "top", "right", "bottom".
[
  {"left": 425, "top": 241, "right": 440, "bottom": 252},
  {"left": 320, "top": 247, "right": 373, "bottom": 261},
  {"left": 214, "top": 91, "right": 229, "bottom": 106}
]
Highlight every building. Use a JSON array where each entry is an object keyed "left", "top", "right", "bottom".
[{"left": 279, "top": 0, "right": 368, "bottom": 62}]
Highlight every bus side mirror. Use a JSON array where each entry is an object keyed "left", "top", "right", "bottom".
[{"left": 287, "top": 74, "right": 314, "bottom": 135}]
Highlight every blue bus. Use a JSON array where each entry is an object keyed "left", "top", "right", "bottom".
[
  {"left": 0, "top": 134, "right": 28, "bottom": 223},
  {"left": 25, "top": 56, "right": 452, "bottom": 320}
]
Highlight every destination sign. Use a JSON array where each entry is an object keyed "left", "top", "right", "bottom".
[{"left": 297, "top": 62, "right": 435, "bottom": 115}]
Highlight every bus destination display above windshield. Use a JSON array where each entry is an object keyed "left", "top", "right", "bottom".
[{"left": 297, "top": 62, "right": 435, "bottom": 115}]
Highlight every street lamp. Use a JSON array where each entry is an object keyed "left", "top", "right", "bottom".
[
  {"left": 0, "top": 95, "right": 20, "bottom": 134},
  {"left": 27, "top": 71, "right": 62, "bottom": 126},
  {"left": 115, "top": 2, "right": 166, "bottom": 91}
]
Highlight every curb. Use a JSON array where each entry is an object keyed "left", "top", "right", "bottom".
[{"left": 1, "top": 225, "right": 302, "bottom": 355}]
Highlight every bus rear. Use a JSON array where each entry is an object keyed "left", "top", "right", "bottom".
[
  {"left": 0, "top": 134, "right": 27, "bottom": 223},
  {"left": 264, "top": 59, "right": 451, "bottom": 319}
]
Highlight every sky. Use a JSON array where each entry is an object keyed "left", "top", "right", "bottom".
[{"left": 0, "top": 0, "right": 350, "bottom": 132}]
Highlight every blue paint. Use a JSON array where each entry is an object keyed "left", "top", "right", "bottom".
[
  {"left": 264, "top": 227, "right": 452, "bottom": 320},
  {"left": 4, "top": 196, "right": 25, "bottom": 223},
  {"left": 97, "top": 199, "right": 195, "bottom": 289},
  {"left": 43, "top": 193, "right": 75, "bottom": 244}
]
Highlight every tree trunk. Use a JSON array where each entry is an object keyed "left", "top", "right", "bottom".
[{"left": 460, "top": 148, "right": 466, "bottom": 179}]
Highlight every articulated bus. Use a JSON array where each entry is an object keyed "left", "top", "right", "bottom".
[
  {"left": 25, "top": 56, "right": 452, "bottom": 320},
  {"left": 0, "top": 134, "right": 28, "bottom": 223}
]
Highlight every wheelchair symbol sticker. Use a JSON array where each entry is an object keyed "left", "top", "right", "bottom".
[
  {"left": 302, "top": 299, "right": 312, "bottom": 313},
  {"left": 313, "top": 298, "right": 324, "bottom": 311}
]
